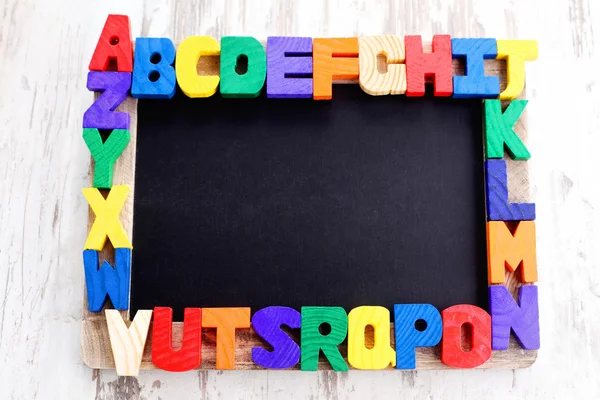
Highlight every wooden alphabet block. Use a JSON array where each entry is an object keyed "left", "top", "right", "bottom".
[
  {"left": 82, "top": 248, "right": 131, "bottom": 312},
  {"left": 89, "top": 15, "right": 133, "bottom": 72},
  {"left": 201, "top": 307, "right": 251, "bottom": 370},
  {"left": 358, "top": 35, "right": 406, "bottom": 95},
  {"left": 83, "top": 185, "right": 132, "bottom": 250},
  {"left": 487, "top": 221, "right": 537, "bottom": 284},
  {"left": 131, "top": 38, "right": 177, "bottom": 99},
  {"left": 485, "top": 159, "right": 535, "bottom": 221},
  {"left": 300, "top": 306, "right": 348, "bottom": 371},
  {"left": 347, "top": 306, "right": 396, "bottom": 369},
  {"left": 441, "top": 305, "right": 491, "bottom": 368},
  {"left": 451, "top": 38, "right": 500, "bottom": 98},
  {"left": 175, "top": 36, "right": 220, "bottom": 98},
  {"left": 220, "top": 36, "right": 266, "bottom": 98},
  {"left": 312, "top": 38, "right": 359, "bottom": 100},
  {"left": 83, "top": 72, "right": 131, "bottom": 130},
  {"left": 485, "top": 100, "right": 530, "bottom": 160},
  {"left": 496, "top": 40, "right": 538, "bottom": 100},
  {"left": 405, "top": 35, "right": 453, "bottom": 97},
  {"left": 251, "top": 306, "right": 301, "bottom": 369},
  {"left": 82, "top": 128, "right": 130, "bottom": 189},
  {"left": 489, "top": 285, "right": 540, "bottom": 350},
  {"left": 105, "top": 309, "right": 152, "bottom": 376},
  {"left": 152, "top": 307, "right": 202, "bottom": 371},
  {"left": 393, "top": 304, "right": 443, "bottom": 369},
  {"left": 266, "top": 37, "right": 313, "bottom": 98}
]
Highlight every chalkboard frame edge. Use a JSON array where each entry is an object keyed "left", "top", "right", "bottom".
[{"left": 80, "top": 47, "right": 538, "bottom": 371}]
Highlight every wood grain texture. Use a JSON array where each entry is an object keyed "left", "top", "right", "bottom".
[
  {"left": 441, "top": 305, "right": 492, "bottom": 368},
  {"left": 83, "top": 72, "right": 132, "bottom": 130},
  {"left": 451, "top": 38, "right": 500, "bottom": 98},
  {"left": 487, "top": 221, "right": 538, "bottom": 284},
  {"left": 201, "top": 308, "right": 251, "bottom": 370},
  {"left": 265, "top": 36, "right": 313, "bottom": 98},
  {"left": 82, "top": 93, "right": 137, "bottom": 326},
  {"left": 485, "top": 159, "right": 536, "bottom": 221},
  {"left": 82, "top": 185, "right": 133, "bottom": 250},
  {"left": 131, "top": 38, "right": 177, "bottom": 99},
  {"left": 2, "top": 0, "right": 598, "bottom": 398},
  {"left": 393, "top": 304, "right": 443, "bottom": 369},
  {"left": 505, "top": 92, "right": 533, "bottom": 204},
  {"left": 489, "top": 285, "right": 540, "bottom": 350},
  {"left": 358, "top": 35, "right": 407, "bottom": 95},
  {"left": 251, "top": 306, "right": 301, "bottom": 369},
  {"left": 80, "top": 43, "right": 538, "bottom": 373},
  {"left": 105, "top": 309, "right": 153, "bottom": 376},
  {"left": 152, "top": 307, "right": 202, "bottom": 372},
  {"left": 496, "top": 40, "right": 538, "bottom": 100},
  {"left": 300, "top": 307, "right": 349, "bottom": 371},
  {"left": 175, "top": 36, "right": 220, "bottom": 98},
  {"left": 81, "top": 319, "right": 537, "bottom": 371},
  {"left": 83, "top": 248, "right": 131, "bottom": 312},
  {"left": 88, "top": 14, "right": 133, "bottom": 72},
  {"left": 485, "top": 99, "right": 531, "bottom": 160},
  {"left": 405, "top": 35, "right": 453, "bottom": 96},
  {"left": 82, "top": 128, "right": 130, "bottom": 189},
  {"left": 219, "top": 36, "right": 266, "bottom": 98},
  {"left": 347, "top": 306, "right": 396, "bottom": 370},
  {"left": 312, "top": 37, "right": 360, "bottom": 100}
]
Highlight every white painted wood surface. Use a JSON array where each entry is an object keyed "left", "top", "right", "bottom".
[{"left": 0, "top": 0, "right": 598, "bottom": 398}]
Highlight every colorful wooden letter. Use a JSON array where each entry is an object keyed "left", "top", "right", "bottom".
[
  {"left": 496, "top": 40, "right": 538, "bottom": 100},
  {"left": 83, "top": 248, "right": 131, "bottom": 312},
  {"left": 347, "top": 306, "right": 396, "bottom": 369},
  {"left": 220, "top": 36, "right": 266, "bottom": 98},
  {"left": 89, "top": 14, "right": 133, "bottom": 72},
  {"left": 452, "top": 38, "right": 500, "bottom": 98},
  {"left": 266, "top": 37, "right": 313, "bottom": 98},
  {"left": 487, "top": 221, "right": 537, "bottom": 284},
  {"left": 83, "top": 185, "right": 132, "bottom": 250},
  {"left": 152, "top": 307, "right": 203, "bottom": 371},
  {"left": 358, "top": 35, "right": 406, "bottom": 96},
  {"left": 83, "top": 72, "right": 131, "bottom": 130},
  {"left": 485, "top": 159, "right": 536, "bottom": 221},
  {"left": 441, "top": 305, "right": 491, "bottom": 368},
  {"left": 489, "top": 285, "right": 540, "bottom": 350},
  {"left": 405, "top": 35, "right": 453, "bottom": 97},
  {"left": 82, "top": 128, "right": 130, "bottom": 189},
  {"left": 176, "top": 36, "right": 220, "bottom": 98},
  {"left": 105, "top": 309, "right": 153, "bottom": 376},
  {"left": 313, "top": 38, "right": 359, "bottom": 100},
  {"left": 485, "top": 100, "right": 530, "bottom": 160},
  {"left": 252, "top": 306, "right": 301, "bottom": 369},
  {"left": 131, "top": 38, "right": 177, "bottom": 99},
  {"left": 300, "top": 306, "right": 348, "bottom": 371},
  {"left": 393, "top": 304, "right": 443, "bottom": 369},
  {"left": 202, "top": 307, "right": 251, "bottom": 370}
]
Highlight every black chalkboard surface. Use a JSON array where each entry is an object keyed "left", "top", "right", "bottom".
[{"left": 131, "top": 85, "right": 487, "bottom": 321}]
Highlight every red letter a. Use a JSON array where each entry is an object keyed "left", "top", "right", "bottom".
[{"left": 89, "top": 14, "right": 133, "bottom": 72}]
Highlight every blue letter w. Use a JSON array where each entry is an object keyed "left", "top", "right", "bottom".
[{"left": 83, "top": 248, "right": 131, "bottom": 312}]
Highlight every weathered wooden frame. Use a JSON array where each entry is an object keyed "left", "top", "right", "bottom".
[{"left": 81, "top": 45, "right": 537, "bottom": 370}]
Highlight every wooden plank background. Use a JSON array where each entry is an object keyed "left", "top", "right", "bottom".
[{"left": 1, "top": 0, "right": 599, "bottom": 398}]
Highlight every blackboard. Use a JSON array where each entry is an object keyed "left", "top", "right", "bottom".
[{"left": 131, "top": 85, "right": 487, "bottom": 321}]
